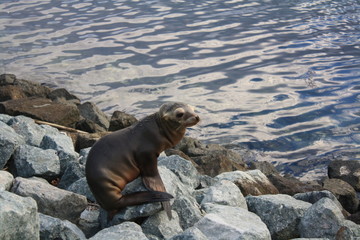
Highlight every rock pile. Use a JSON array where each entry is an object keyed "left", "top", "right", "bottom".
[{"left": 1, "top": 74, "right": 360, "bottom": 239}]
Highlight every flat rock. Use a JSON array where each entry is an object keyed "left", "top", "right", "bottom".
[
  {"left": 0, "top": 170, "right": 14, "bottom": 191},
  {"left": 39, "top": 213, "right": 86, "bottom": 240},
  {"left": 246, "top": 194, "right": 312, "bottom": 240},
  {"left": 201, "top": 179, "right": 247, "bottom": 209},
  {"left": 0, "top": 121, "right": 25, "bottom": 169},
  {"left": 197, "top": 203, "right": 271, "bottom": 240},
  {"left": 328, "top": 160, "right": 360, "bottom": 191},
  {"left": 141, "top": 210, "right": 183, "bottom": 240},
  {"left": 0, "top": 190, "right": 39, "bottom": 240},
  {"left": 299, "top": 197, "right": 344, "bottom": 239},
  {"left": 0, "top": 97, "right": 81, "bottom": 127},
  {"left": 323, "top": 178, "right": 359, "bottom": 213},
  {"left": 13, "top": 144, "right": 60, "bottom": 179},
  {"left": 215, "top": 170, "right": 279, "bottom": 196},
  {"left": 89, "top": 221, "right": 148, "bottom": 240},
  {"left": 11, "top": 177, "right": 87, "bottom": 222}
]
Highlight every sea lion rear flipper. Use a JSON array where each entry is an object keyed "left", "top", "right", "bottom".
[{"left": 116, "top": 191, "right": 173, "bottom": 207}]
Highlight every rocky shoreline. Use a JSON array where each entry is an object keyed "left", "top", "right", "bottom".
[{"left": 1, "top": 73, "right": 360, "bottom": 239}]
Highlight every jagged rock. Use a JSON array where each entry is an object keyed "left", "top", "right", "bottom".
[
  {"left": 169, "top": 227, "right": 208, "bottom": 240},
  {"left": 0, "top": 170, "right": 14, "bottom": 190},
  {"left": 215, "top": 170, "right": 279, "bottom": 196},
  {"left": 173, "top": 137, "right": 247, "bottom": 177},
  {"left": 172, "top": 195, "right": 203, "bottom": 230},
  {"left": 48, "top": 88, "right": 81, "bottom": 105},
  {"left": 141, "top": 210, "right": 183, "bottom": 240},
  {"left": 0, "top": 73, "right": 50, "bottom": 99},
  {"left": 108, "top": 110, "right": 137, "bottom": 131},
  {"left": 8, "top": 115, "right": 46, "bottom": 147},
  {"left": 78, "top": 207, "right": 101, "bottom": 238},
  {"left": 267, "top": 173, "right": 323, "bottom": 195},
  {"left": 0, "top": 121, "right": 25, "bottom": 169},
  {"left": 76, "top": 119, "right": 105, "bottom": 133},
  {"left": 78, "top": 102, "right": 109, "bottom": 131},
  {"left": 89, "top": 221, "right": 148, "bottom": 240},
  {"left": 11, "top": 177, "right": 87, "bottom": 222},
  {"left": 159, "top": 155, "right": 200, "bottom": 189},
  {"left": 40, "top": 129, "right": 79, "bottom": 173},
  {"left": 322, "top": 178, "right": 359, "bottom": 213},
  {"left": 246, "top": 194, "right": 312, "bottom": 240},
  {"left": 58, "top": 161, "right": 85, "bottom": 189},
  {"left": 13, "top": 144, "right": 60, "bottom": 179},
  {"left": 67, "top": 177, "right": 95, "bottom": 202},
  {"left": 293, "top": 190, "right": 344, "bottom": 213},
  {"left": 299, "top": 198, "right": 344, "bottom": 239},
  {"left": 0, "top": 97, "right": 81, "bottom": 127},
  {"left": 336, "top": 220, "right": 360, "bottom": 239},
  {"left": 0, "top": 190, "right": 39, "bottom": 240},
  {"left": 328, "top": 160, "right": 360, "bottom": 191},
  {"left": 198, "top": 203, "right": 271, "bottom": 240},
  {"left": 79, "top": 147, "right": 91, "bottom": 166},
  {"left": 39, "top": 213, "right": 86, "bottom": 240},
  {"left": 201, "top": 179, "right": 247, "bottom": 209}
]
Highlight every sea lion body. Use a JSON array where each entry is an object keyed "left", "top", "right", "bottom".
[{"left": 85, "top": 102, "right": 199, "bottom": 219}]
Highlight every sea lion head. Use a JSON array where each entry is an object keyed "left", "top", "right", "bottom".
[{"left": 159, "top": 102, "right": 200, "bottom": 130}]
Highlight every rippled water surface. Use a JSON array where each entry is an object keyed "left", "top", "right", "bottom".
[{"left": 1, "top": 0, "right": 360, "bottom": 179}]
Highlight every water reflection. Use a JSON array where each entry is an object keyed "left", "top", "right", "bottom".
[{"left": 1, "top": 0, "right": 359, "bottom": 179}]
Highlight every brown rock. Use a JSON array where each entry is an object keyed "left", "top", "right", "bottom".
[
  {"left": 74, "top": 132, "right": 110, "bottom": 152},
  {"left": 268, "top": 174, "right": 323, "bottom": 195},
  {"left": 0, "top": 97, "right": 81, "bottom": 128},
  {"left": 323, "top": 178, "right": 359, "bottom": 213},
  {"left": 328, "top": 160, "right": 360, "bottom": 191},
  {"left": 108, "top": 111, "right": 138, "bottom": 131},
  {"left": 48, "top": 88, "right": 80, "bottom": 105},
  {"left": 75, "top": 119, "right": 105, "bottom": 133},
  {"left": 0, "top": 85, "right": 27, "bottom": 101}
]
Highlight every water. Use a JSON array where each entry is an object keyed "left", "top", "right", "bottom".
[{"left": 1, "top": 0, "right": 360, "bottom": 180}]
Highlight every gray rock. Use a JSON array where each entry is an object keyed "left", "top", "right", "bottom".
[
  {"left": 8, "top": 115, "right": 45, "bottom": 146},
  {"left": 0, "top": 190, "right": 39, "bottom": 240},
  {"left": 142, "top": 210, "right": 183, "bottom": 240},
  {"left": 67, "top": 177, "right": 95, "bottom": 202},
  {"left": 14, "top": 145, "right": 60, "bottom": 178},
  {"left": 336, "top": 220, "right": 360, "bottom": 239},
  {"left": 158, "top": 166, "right": 192, "bottom": 197},
  {"left": 246, "top": 194, "right": 311, "bottom": 240},
  {"left": 201, "top": 179, "right": 247, "bottom": 209},
  {"left": 159, "top": 155, "right": 200, "bottom": 189},
  {"left": 0, "top": 170, "right": 14, "bottom": 191},
  {"left": 0, "top": 113, "right": 12, "bottom": 123},
  {"left": 11, "top": 177, "right": 87, "bottom": 222},
  {"left": 198, "top": 175, "right": 216, "bottom": 188},
  {"left": 79, "top": 147, "right": 91, "bottom": 166},
  {"left": 197, "top": 203, "right": 271, "bottom": 240},
  {"left": 78, "top": 207, "right": 101, "bottom": 238},
  {"left": 78, "top": 102, "right": 110, "bottom": 131},
  {"left": 299, "top": 197, "right": 344, "bottom": 239},
  {"left": 215, "top": 170, "right": 279, "bottom": 196},
  {"left": 39, "top": 213, "right": 86, "bottom": 240},
  {"left": 169, "top": 227, "right": 208, "bottom": 240},
  {"left": 40, "top": 129, "right": 79, "bottom": 173},
  {"left": 0, "top": 121, "right": 25, "bottom": 169},
  {"left": 58, "top": 161, "right": 85, "bottom": 189},
  {"left": 173, "top": 195, "right": 203, "bottom": 230},
  {"left": 89, "top": 221, "right": 148, "bottom": 240},
  {"left": 294, "top": 190, "right": 343, "bottom": 212}
]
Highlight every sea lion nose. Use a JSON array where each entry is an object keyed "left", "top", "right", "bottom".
[{"left": 195, "top": 115, "right": 200, "bottom": 122}]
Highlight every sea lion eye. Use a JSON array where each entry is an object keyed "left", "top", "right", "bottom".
[{"left": 176, "top": 112, "right": 184, "bottom": 118}]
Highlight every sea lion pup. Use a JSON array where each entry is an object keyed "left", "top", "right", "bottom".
[{"left": 85, "top": 102, "right": 200, "bottom": 220}]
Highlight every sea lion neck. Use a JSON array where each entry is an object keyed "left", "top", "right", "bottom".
[{"left": 155, "top": 112, "right": 185, "bottom": 147}]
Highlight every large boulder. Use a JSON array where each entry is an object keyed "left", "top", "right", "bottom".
[
  {"left": 0, "top": 97, "right": 81, "bottom": 127},
  {"left": 328, "top": 160, "right": 360, "bottom": 191},
  {"left": 246, "top": 194, "right": 311, "bottom": 240},
  {"left": 89, "top": 221, "right": 148, "bottom": 240},
  {"left": 215, "top": 170, "right": 279, "bottom": 196},
  {"left": 11, "top": 177, "right": 87, "bottom": 222},
  {"left": 0, "top": 190, "right": 39, "bottom": 240},
  {"left": 0, "top": 121, "right": 25, "bottom": 169},
  {"left": 13, "top": 144, "right": 60, "bottom": 179},
  {"left": 197, "top": 203, "right": 271, "bottom": 240},
  {"left": 39, "top": 213, "right": 86, "bottom": 240},
  {"left": 78, "top": 102, "right": 109, "bottom": 131},
  {"left": 299, "top": 197, "right": 345, "bottom": 239}
]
